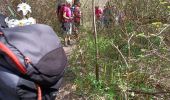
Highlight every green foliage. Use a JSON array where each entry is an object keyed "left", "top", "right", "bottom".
[{"left": 70, "top": 7, "right": 170, "bottom": 99}]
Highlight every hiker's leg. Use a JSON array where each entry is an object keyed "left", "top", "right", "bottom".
[
  {"left": 75, "top": 23, "right": 80, "bottom": 40},
  {"left": 67, "top": 35, "right": 71, "bottom": 45},
  {"left": 67, "top": 22, "right": 72, "bottom": 45},
  {"left": 63, "top": 22, "right": 70, "bottom": 46},
  {"left": 64, "top": 35, "right": 68, "bottom": 46}
]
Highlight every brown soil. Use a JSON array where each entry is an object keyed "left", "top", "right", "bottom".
[{"left": 56, "top": 45, "right": 85, "bottom": 100}]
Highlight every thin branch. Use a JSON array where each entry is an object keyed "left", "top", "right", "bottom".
[
  {"left": 155, "top": 52, "right": 170, "bottom": 62},
  {"left": 111, "top": 43, "right": 129, "bottom": 68},
  {"left": 127, "top": 89, "right": 170, "bottom": 95},
  {"left": 128, "top": 33, "right": 134, "bottom": 60},
  {"left": 114, "top": 89, "right": 170, "bottom": 95},
  {"left": 92, "top": 0, "right": 99, "bottom": 81},
  {"left": 156, "top": 24, "right": 170, "bottom": 36},
  {"left": 82, "top": 0, "right": 90, "bottom": 8}
]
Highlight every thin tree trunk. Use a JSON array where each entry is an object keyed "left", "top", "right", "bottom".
[{"left": 92, "top": 0, "right": 99, "bottom": 81}]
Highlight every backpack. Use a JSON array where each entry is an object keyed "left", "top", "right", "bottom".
[
  {"left": 0, "top": 24, "right": 67, "bottom": 100},
  {"left": 56, "top": 3, "right": 66, "bottom": 23}
]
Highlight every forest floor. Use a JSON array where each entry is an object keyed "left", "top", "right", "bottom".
[{"left": 55, "top": 36, "right": 170, "bottom": 100}]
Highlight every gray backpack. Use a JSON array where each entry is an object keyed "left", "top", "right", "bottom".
[{"left": 0, "top": 24, "right": 67, "bottom": 100}]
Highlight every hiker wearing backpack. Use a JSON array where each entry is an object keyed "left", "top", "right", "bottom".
[
  {"left": 56, "top": 3, "right": 65, "bottom": 23},
  {"left": 95, "top": 6, "right": 103, "bottom": 30},
  {"left": 72, "top": 2, "right": 81, "bottom": 40},
  {"left": 103, "top": 3, "right": 116, "bottom": 28}
]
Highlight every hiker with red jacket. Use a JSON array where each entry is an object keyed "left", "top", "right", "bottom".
[
  {"left": 95, "top": 6, "right": 103, "bottom": 29},
  {"left": 72, "top": 2, "right": 81, "bottom": 40},
  {"left": 95, "top": 6, "right": 103, "bottom": 20}
]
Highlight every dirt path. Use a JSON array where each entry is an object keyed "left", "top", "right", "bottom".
[
  {"left": 56, "top": 45, "right": 85, "bottom": 100},
  {"left": 63, "top": 45, "right": 76, "bottom": 56}
]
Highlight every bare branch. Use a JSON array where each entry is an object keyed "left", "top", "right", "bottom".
[
  {"left": 128, "top": 89, "right": 170, "bottom": 95},
  {"left": 111, "top": 43, "right": 129, "bottom": 68},
  {"left": 156, "top": 24, "right": 170, "bottom": 36}
]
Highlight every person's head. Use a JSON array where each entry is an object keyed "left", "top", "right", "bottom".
[
  {"left": 75, "top": 2, "right": 81, "bottom": 7},
  {"left": 66, "top": 0, "right": 72, "bottom": 6},
  {"left": 95, "top": 6, "right": 99, "bottom": 8},
  {"left": 95, "top": 6, "right": 99, "bottom": 10},
  {"left": 106, "top": 2, "right": 111, "bottom": 8}
]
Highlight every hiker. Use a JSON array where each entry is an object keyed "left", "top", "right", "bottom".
[
  {"left": 103, "top": 3, "right": 115, "bottom": 28},
  {"left": 72, "top": 2, "right": 81, "bottom": 40},
  {"left": 95, "top": 6, "right": 103, "bottom": 29},
  {"left": 56, "top": 3, "right": 65, "bottom": 23},
  {"left": 103, "top": 6, "right": 108, "bottom": 28},
  {"left": 61, "top": 1, "right": 73, "bottom": 46}
]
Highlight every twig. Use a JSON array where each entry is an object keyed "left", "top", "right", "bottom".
[
  {"left": 156, "top": 24, "right": 170, "bottom": 36},
  {"left": 3, "top": 0, "right": 22, "bottom": 18},
  {"left": 111, "top": 43, "right": 129, "bottom": 68},
  {"left": 154, "top": 52, "right": 170, "bottom": 62},
  {"left": 128, "top": 89, "right": 170, "bottom": 95},
  {"left": 82, "top": 0, "right": 90, "bottom": 8},
  {"left": 114, "top": 89, "right": 170, "bottom": 95},
  {"left": 128, "top": 33, "right": 134, "bottom": 61}
]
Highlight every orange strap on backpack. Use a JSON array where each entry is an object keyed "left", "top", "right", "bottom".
[{"left": 0, "top": 32, "right": 42, "bottom": 100}]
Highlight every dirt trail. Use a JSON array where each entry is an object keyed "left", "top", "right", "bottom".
[
  {"left": 63, "top": 45, "right": 76, "bottom": 56},
  {"left": 56, "top": 45, "right": 85, "bottom": 100}
]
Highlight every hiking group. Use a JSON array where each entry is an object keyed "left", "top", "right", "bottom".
[
  {"left": 56, "top": 0, "right": 81, "bottom": 47},
  {"left": 95, "top": 2, "right": 126, "bottom": 30}
]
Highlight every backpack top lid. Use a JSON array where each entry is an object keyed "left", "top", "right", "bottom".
[{"left": 2, "top": 24, "right": 62, "bottom": 66}]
